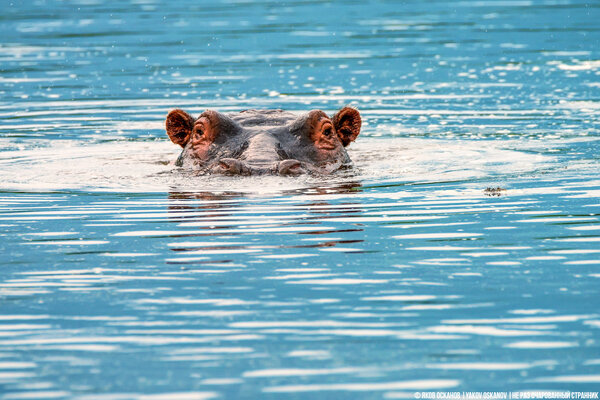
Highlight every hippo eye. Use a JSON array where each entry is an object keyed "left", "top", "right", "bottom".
[
  {"left": 323, "top": 127, "right": 332, "bottom": 137},
  {"left": 194, "top": 127, "right": 204, "bottom": 136}
]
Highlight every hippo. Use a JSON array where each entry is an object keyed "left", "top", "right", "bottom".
[{"left": 165, "top": 107, "right": 361, "bottom": 175}]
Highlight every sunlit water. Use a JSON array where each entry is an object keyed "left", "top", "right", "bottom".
[{"left": 1, "top": 0, "right": 600, "bottom": 398}]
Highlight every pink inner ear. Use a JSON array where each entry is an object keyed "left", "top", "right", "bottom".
[
  {"left": 166, "top": 109, "right": 194, "bottom": 147},
  {"left": 333, "top": 107, "right": 361, "bottom": 147}
]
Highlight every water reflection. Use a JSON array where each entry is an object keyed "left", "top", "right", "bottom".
[{"left": 162, "top": 183, "right": 366, "bottom": 265}]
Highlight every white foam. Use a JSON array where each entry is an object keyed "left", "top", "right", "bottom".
[{"left": 0, "top": 137, "right": 559, "bottom": 193}]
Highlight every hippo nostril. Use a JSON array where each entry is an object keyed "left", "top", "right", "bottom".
[
  {"left": 217, "top": 158, "right": 245, "bottom": 174},
  {"left": 278, "top": 159, "right": 303, "bottom": 176}
]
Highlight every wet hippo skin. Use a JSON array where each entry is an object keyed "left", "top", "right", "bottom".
[{"left": 165, "top": 107, "right": 361, "bottom": 175}]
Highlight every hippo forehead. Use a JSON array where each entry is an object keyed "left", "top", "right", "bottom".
[
  {"left": 221, "top": 110, "right": 312, "bottom": 143},
  {"left": 228, "top": 109, "right": 298, "bottom": 127},
  {"left": 165, "top": 107, "right": 362, "bottom": 175}
]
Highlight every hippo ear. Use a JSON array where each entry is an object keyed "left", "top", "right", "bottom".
[
  {"left": 166, "top": 109, "right": 194, "bottom": 147},
  {"left": 333, "top": 107, "right": 361, "bottom": 147}
]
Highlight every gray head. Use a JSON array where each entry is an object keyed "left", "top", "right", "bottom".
[{"left": 165, "top": 107, "right": 361, "bottom": 175}]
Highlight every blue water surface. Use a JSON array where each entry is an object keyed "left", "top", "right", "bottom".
[{"left": 1, "top": 0, "right": 600, "bottom": 398}]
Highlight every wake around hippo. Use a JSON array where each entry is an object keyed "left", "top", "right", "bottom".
[{"left": 165, "top": 107, "right": 361, "bottom": 175}]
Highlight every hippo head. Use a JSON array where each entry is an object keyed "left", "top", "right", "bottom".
[{"left": 165, "top": 107, "right": 361, "bottom": 175}]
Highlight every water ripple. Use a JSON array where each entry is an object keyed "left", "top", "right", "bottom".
[{"left": 1, "top": 0, "right": 599, "bottom": 397}]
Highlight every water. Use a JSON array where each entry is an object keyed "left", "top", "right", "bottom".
[{"left": 1, "top": 0, "right": 599, "bottom": 398}]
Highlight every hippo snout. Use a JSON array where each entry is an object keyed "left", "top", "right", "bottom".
[
  {"left": 277, "top": 159, "right": 304, "bottom": 176},
  {"left": 215, "top": 158, "right": 250, "bottom": 175},
  {"left": 213, "top": 158, "right": 304, "bottom": 176}
]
